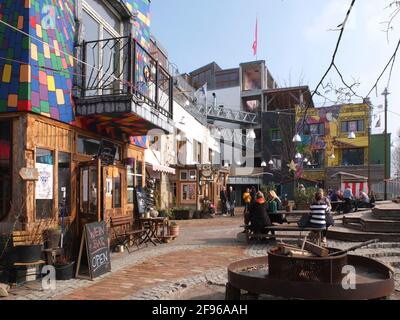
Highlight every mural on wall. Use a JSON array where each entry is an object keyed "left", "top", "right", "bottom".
[{"left": 0, "top": 0, "right": 152, "bottom": 148}]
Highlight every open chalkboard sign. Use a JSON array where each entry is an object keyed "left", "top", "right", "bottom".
[{"left": 76, "top": 221, "right": 111, "bottom": 280}]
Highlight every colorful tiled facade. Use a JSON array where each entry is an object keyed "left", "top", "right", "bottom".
[
  {"left": 295, "top": 103, "right": 370, "bottom": 182},
  {"left": 0, "top": 0, "right": 151, "bottom": 147}
]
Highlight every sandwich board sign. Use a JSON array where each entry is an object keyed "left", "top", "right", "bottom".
[{"left": 76, "top": 221, "right": 111, "bottom": 280}]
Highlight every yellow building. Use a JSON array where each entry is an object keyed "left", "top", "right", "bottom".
[{"left": 295, "top": 103, "right": 379, "bottom": 192}]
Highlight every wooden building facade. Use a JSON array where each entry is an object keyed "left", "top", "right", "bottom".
[{"left": 0, "top": 112, "right": 146, "bottom": 243}]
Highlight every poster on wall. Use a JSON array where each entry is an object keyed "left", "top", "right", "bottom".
[{"left": 35, "top": 163, "right": 53, "bottom": 200}]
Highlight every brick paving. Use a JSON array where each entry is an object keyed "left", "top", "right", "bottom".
[{"left": 2, "top": 210, "right": 400, "bottom": 300}]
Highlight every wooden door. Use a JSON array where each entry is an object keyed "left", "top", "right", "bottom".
[{"left": 77, "top": 159, "right": 102, "bottom": 235}]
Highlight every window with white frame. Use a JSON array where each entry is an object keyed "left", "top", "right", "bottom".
[{"left": 82, "top": 0, "right": 123, "bottom": 95}]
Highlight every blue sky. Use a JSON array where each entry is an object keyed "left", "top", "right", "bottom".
[{"left": 151, "top": 0, "right": 400, "bottom": 140}]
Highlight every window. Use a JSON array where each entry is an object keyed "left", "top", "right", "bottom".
[
  {"left": 242, "top": 66, "right": 262, "bottom": 91},
  {"left": 243, "top": 98, "right": 260, "bottom": 112},
  {"left": 189, "top": 170, "right": 197, "bottom": 181},
  {"left": 304, "top": 123, "right": 325, "bottom": 136},
  {"left": 209, "top": 148, "right": 213, "bottom": 163},
  {"left": 82, "top": 0, "right": 122, "bottom": 95},
  {"left": 135, "top": 160, "right": 143, "bottom": 188},
  {"left": 193, "top": 140, "right": 202, "bottom": 163},
  {"left": 342, "top": 148, "right": 364, "bottom": 166},
  {"left": 181, "top": 183, "right": 196, "bottom": 202},
  {"left": 271, "top": 156, "right": 282, "bottom": 170},
  {"left": 77, "top": 136, "right": 100, "bottom": 156},
  {"left": 36, "top": 149, "right": 54, "bottom": 220},
  {"left": 127, "top": 160, "right": 143, "bottom": 203},
  {"left": 127, "top": 165, "right": 135, "bottom": 204},
  {"left": 271, "top": 129, "right": 282, "bottom": 142},
  {"left": 180, "top": 170, "right": 188, "bottom": 181},
  {"left": 341, "top": 120, "right": 364, "bottom": 133},
  {"left": 113, "top": 174, "right": 121, "bottom": 208},
  {"left": 310, "top": 150, "right": 325, "bottom": 169},
  {"left": 0, "top": 121, "right": 11, "bottom": 221},
  {"left": 58, "top": 152, "right": 71, "bottom": 217}
]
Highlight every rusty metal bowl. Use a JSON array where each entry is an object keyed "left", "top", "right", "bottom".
[
  {"left": 268, "top": 248, "right": 348, "bottom": 284},
  {"left": 226, "top": 254, "right": 395, "bottom": 300}
]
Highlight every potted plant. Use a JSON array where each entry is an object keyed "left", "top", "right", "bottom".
[
  {"left": 54, "top": 254, "right": 75, "bottom": 281},
  {"left": 173, "top": 207, "right": 194, "bottom": 220},
  {"left": 43, "top": 226, "right": 61, "bottom": 249},
  {"left": 294, "top": 187, "right": 316, "bottom": 210},
  {"left": 168, "top": 222, "right": 180, "bottom": 237},
  {"left": 14, "top": 219, "right": 49, "bottom": 263}
]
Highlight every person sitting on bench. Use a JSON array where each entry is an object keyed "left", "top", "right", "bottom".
[
  {"left": 267, "top": 190, "right": 286, "bottom": 224},
  {"left": 248, "top": 192, "right": 272, "bottom": 238}
]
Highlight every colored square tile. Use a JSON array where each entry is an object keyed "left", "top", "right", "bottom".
[
  {"left": 56, "top": 88, "right": 65, "bottom": 104},
  {"left": 19, "top": 64, "right": 30, "bottom": 82},
  {"left": 47, "top": 75, "right": 55, "bottom": 91},
  {"left": 40, "top": 100, "right": 50, "bottom": 113},
  {"left": 7, "top": 94, "right": 18, "bottom": 108},
  {"left": 1, "top": 64, "right": 12, "bottom": 83}
]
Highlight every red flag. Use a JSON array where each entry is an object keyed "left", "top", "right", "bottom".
[{"left": 252, "top": 17, "right": 258, "bottom": 56}]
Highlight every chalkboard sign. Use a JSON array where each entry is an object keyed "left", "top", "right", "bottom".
[
  {"left": 98, "top": 140, "right": 117, "bottom": 166},
  {"left": 76, "top": 221, "right": 111, "bottom": 280}
]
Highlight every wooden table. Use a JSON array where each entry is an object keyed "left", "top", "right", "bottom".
[{"left": 139, "top": 217, "right": 168, "bottom": 246}]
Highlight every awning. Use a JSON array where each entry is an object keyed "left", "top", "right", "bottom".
[
  {"left": 145, "top": 148, "right": 175, "bottom": 175},
  {"left": 153, "top": 164, "right": 175, "bottom": 175},
  {"left": 330, "top": 171, "right": 367, "bottom": 180}
]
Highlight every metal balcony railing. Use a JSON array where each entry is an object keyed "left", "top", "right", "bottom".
[{"left": 75, "top": 36, "right": 173, "bottom": 120}]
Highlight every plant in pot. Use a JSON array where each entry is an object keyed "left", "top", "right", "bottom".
[
  {"left": 14, "top": 219, "right": 49, "bottom": 264},
  {"left": 54, "top": 254, "right": 75, "bottom": 281},
  {"left": 168, "top": 222, "right": 180, "bottom": 237},
  {"left": 294, "top": 187, "right": 316, "bottom": 210},
  {"left": 43, "top": 225, "right": 61, "bottom": 249},
  {"left": 173, "top": 206, "right": 194, "bottom": 220}
]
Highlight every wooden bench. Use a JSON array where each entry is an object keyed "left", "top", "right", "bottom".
[
  {"left": 110, "top": 216, "right": 146, "bottom": 253},
  {"left": 243, "top": 224, "right": 324, "bottom": 244}
]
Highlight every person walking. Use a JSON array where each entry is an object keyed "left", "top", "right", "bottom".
[
  {"left": 220, "top": 186, "right": 228, "bottom": 216},
  {"left": 227, "top": 186, "right": 236, "bottom": 217}
]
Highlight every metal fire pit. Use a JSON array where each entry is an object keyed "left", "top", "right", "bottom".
[
  {"left": 226, "top": 252, "right": 395, "bottom": 300},
  {"left": 268, "top": 248, "right": 347, "bottom": 284}
]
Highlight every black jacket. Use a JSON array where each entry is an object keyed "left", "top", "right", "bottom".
[
  {"left": 220, "top": 190, "right": 227, "bottom": 202},
  {"left": 227, "top": 190, "right": 236, "bottom": 203},
  {"left": 248, "top": 201, "right": 272, "bottom": 231}
]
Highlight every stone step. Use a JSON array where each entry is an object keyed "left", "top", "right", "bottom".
[
  {"left": 328, "top": 224, "right": 400, "bottom": 242},
  {"left": 354, "top": 248, "right": 400, "bottom": 258},
  {"left": 373, "top": 256, "right": 400, "bottom": 268}
]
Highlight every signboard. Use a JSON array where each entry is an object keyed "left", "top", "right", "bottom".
[
  {"left": 76, "top": 221, "right": 111, "bottom": 280},
  {"left": 19, "top": 168, "right": 39, "bottom": 181},
  {"left": 35, "top": 163, "right": 53, "bottom": 200},
  {"left": 98, "top": 140, "right": 117, "bottom": 166}
]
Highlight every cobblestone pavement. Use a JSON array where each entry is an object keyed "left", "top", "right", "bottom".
[{"left": 2, "top": 211, "right": 400, "bottom": 300}]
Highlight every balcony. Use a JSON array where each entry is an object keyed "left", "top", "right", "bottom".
[{"left": 74, "top": 36, "right": 174, "bottom": 139}]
